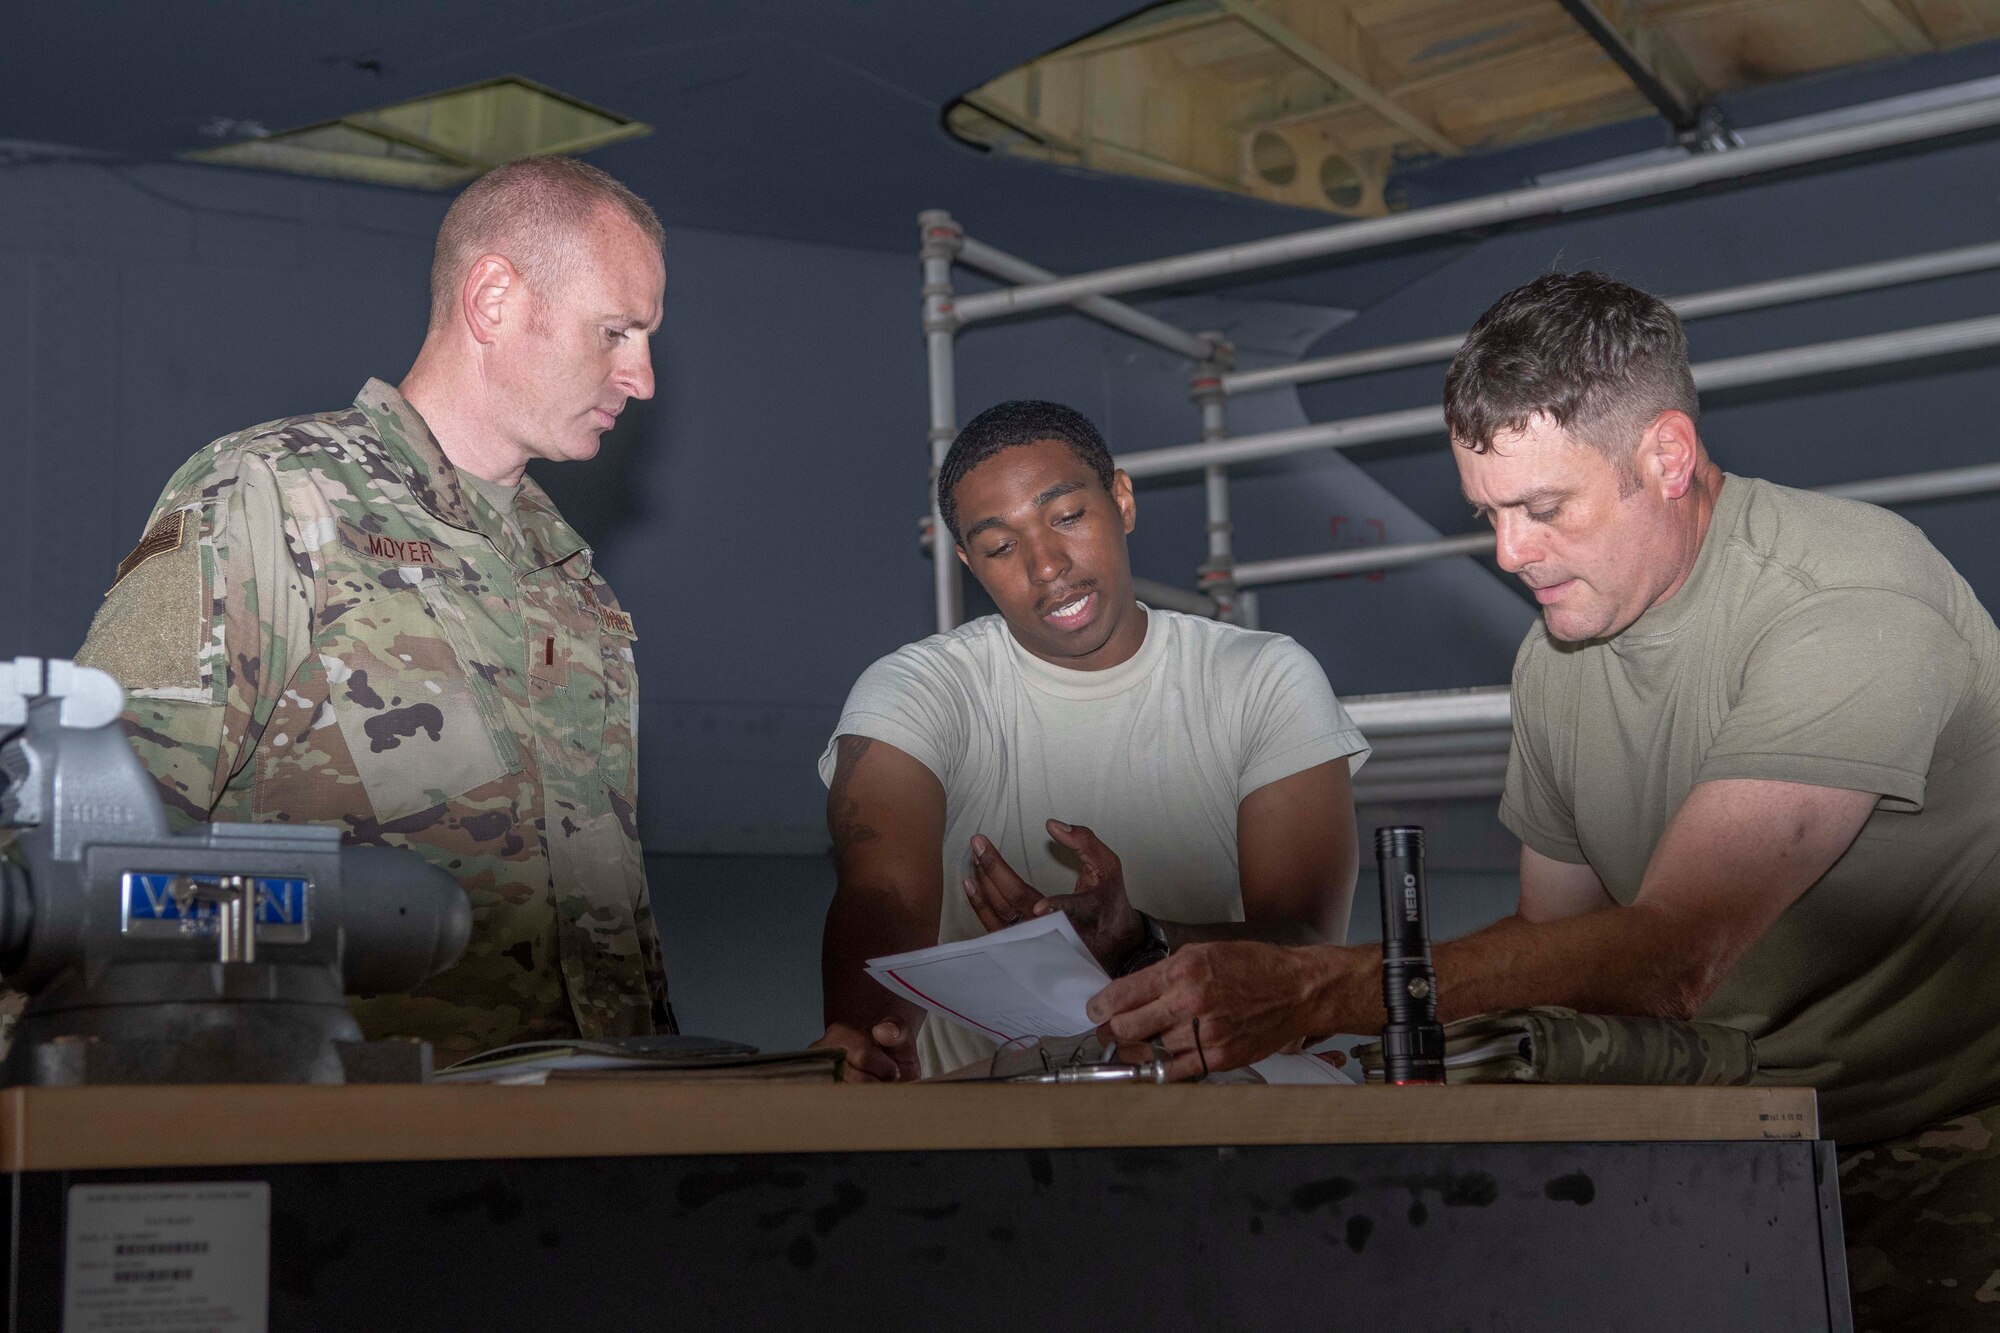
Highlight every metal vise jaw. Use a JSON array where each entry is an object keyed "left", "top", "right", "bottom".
[{"left": 0, "top": 659, "right": 471, "bottom": 1085}]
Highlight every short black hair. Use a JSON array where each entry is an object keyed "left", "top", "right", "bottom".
[
  {"left": 938, "top": 400, "right": 1117, "bottom": 544},
  {"left": 1444, "top": 271, "right": 1698, "bottom": 486}
]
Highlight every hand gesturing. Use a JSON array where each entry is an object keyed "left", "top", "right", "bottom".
[{"left": 963, "top": 820, "right": 1144, "bottom": 972}]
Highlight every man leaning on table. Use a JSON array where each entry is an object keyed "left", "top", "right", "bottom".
[{"left": 1086, "top": 272, "right": 2000, "bottom": 1332}]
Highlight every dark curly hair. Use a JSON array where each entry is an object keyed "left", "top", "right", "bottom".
[{"left": 938, "top": 400, "right": 1117, "bottom": 543}]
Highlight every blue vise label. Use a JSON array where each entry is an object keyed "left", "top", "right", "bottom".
[{"left": 120, "top": 874, "right": 312, "bottom": 943}]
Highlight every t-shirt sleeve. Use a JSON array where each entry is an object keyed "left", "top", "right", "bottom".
[
  {"left": 1499, "top": 635, "right": 1588, "bottom": 864},
  {"left": 1235, "top": 638, "right": 1371, "bottom": 803},
  {"left": 1695, "top": 587, "right": 1969, "bottom": 811},
  {"left": 817, "top": 647, "right": 970, "bottom": 790}
]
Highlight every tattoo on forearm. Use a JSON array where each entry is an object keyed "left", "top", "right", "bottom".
[{"left": 829, "top": 735, "right": 881, "bottom": 850}]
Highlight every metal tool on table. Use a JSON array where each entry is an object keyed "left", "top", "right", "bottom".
[
  {"left": 1004, "top": 1060, "right": 1171, "bottom": 1084},
  {"left": 0, "top": 658, "right": 471, "bottom": 1086},
  {"left": 1375, "top": 825, "right": 1445, "bottom": 1085}
]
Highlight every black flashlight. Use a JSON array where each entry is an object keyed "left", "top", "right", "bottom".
[{"left": 1376, "top": 825, "right": 1445, "bottom": 1085}]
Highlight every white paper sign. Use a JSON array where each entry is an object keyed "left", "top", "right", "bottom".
[{"left": 65, "top": 1183, "right": 270, "bottom": 1333}]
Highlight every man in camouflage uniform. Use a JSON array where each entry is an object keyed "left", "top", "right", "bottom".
[{"left": 73, "top": 156, "right": 673, "bottom": 1057}]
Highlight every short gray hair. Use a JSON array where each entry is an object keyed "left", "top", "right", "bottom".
[{"left": 429, "top": 155, "right": 663, "bottom": 325}]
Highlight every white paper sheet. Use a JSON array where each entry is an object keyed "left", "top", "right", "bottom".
[
  {"left": 1249, "top": 1051, "right": 1357, "bottom": 1085},
  {"left": 867, "top": 913, "right": 1109, "bottom": 1048}
]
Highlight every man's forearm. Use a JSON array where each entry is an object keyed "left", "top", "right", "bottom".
[
  {"left": 1161, "top": 917, "right": 1331, "bottom": 951},
  {"left": 1298, "top": 899, "right": 1710, "bottom": 1037},
  {"left": 820, "top": 882, "right": 929, "bottom": 1031},
  {"left": 1438, "top": 901, "right": 1713, "bottom": 1022}
]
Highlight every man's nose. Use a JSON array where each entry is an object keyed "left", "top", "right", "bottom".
[
  {"left": 1492, "top": 512, "right": 1536, "bottom": 574},
  {"left": 618, "top": 343, "right": 656, "bottom": 401},
  {"left": 1025, "top": 532, "right": 1069, "bottom": 584}
]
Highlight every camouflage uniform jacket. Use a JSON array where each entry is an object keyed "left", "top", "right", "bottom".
[{"left": 76, "top": 378, "right": 673, "bottom": 1057}]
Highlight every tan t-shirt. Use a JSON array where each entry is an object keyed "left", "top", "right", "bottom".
[
  {"left": 821, "top": 607, "right": 1370, "bottom": 1076},
  {"left": 460, "top": 471, "right": 521, "bottom": 524},
  {"left": 1503, "top": 474, "right": 2000, "bottom": 1145}
]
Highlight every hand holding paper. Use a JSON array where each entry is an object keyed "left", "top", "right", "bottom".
[
  {"left": 866, "top": 916, "right": 1354, "bottom": 1085},
  {"left": 867, "top": 913, "right": 1107, "bottom": 1050}
]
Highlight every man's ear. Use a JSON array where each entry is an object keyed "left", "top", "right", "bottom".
[
  {"left": 1640, "top": 410, "right": 1700, "bottom": 500},
  {"left": 1112, "top": 470, "right": 1137, "bottom": 534},
  {"left": 955, "top": 542, "right": 970, "bottom": 570},
  {"left": 461, "top": 254, "right": 519, "bottom": 347}
]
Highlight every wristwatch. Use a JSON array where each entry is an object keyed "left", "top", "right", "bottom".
[{"left": 1114, "top": 910, "right": 1171, "bottom": 977}]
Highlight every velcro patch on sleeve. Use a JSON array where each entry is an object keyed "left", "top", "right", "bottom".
[
  {"left": 113, "top": 509, "right": 189, "bottom": 587},
  {"left": 76, "top": 532, "right": 205, "bottom": 694}
]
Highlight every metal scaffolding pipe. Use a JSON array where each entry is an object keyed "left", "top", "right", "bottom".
[
  {"left": 956, "top": 236, "right": 1215, "bottom": 360},
  {"left": 1203, "top": 458, "right": 1233, "bottom": 571},
  {"left": 1822, "top": 461, "right": 2000, "bottom": 507},
  {"left": 1223, "top": 238, "right": 2000, "bottom": 397},
  {"left": 1236, "top": 533, "right": 1492, "bottom": 587},
  {"left": 1694, "top": 311, "right": 2000, "bottom": 392},
  {"left": 1368, "top": 730, "right": 1513, "bottom": 761},
  {"left": 1121, "top": 310, "right": 2000, "bottom": 480},
  {"left": 1671, "top": 239, "right": 2000, "bottom": 321},
  {"left": 1344, "top": 686, "right": 1512, "bottom": 735},
  {"left": 921, "top": 211, "right": 964, "bottom": 632},
  {"left": 1192, "top": 347, "right": 1238, "bottom": 619},
  {"left": 1120, "top": 405, "right": 1444, "bottom": 478},
  {"left": 1354, "top": 776, "right": 1510, "bottom": 805},
  {"left": 954, "top": 95, "right": 2000, "bottom": 325},
  {"left": 1239, "top": 458, "right": 2000, "bottom": 589},
  {"left": 1225, "top": 333, "right": 1464, "bottom": 397},
  {"left": 1131, "top": 577, "right": 1220, "bottom": 617},
  {"left": 1356, "top": 753, "right": 1512, "bottom": 785}
]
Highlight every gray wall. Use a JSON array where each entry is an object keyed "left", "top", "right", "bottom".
[{"left": 1, "top": 164, "right": 442, "bottom": 653}]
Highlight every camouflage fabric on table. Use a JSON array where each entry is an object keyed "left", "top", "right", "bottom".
[
  {"left": 74, "top": 379, "right": 673, "bottom": 1057},
  {"left": 1840, "top": 1098, "right": 2000, "bottom": 1332},
  {"left": 924, "top": 1033, "right": 1267, "bottom": 1084},
  {"left": 1353, "top": 1006, "right": 1757, "bottom": 1086}
]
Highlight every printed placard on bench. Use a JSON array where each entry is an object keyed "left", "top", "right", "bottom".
[{"left": 64, "top": 1183, "right": 270, "bottom": 1332}]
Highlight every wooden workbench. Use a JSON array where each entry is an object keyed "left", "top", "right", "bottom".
[{"left": 3, "top": 1082, "right": 1849, "bottom": 1333}]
